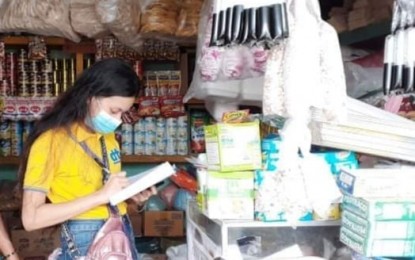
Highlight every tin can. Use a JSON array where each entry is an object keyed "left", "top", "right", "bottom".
[
  {"left": 177, "top": 115, "right": 188, "bottom": 127},
  {"left": 177, "top": 139, "right": 188, "bottom": 155},
  {"left": 42, "top": 58, "right": 53, "bottom": 72},
  {"left": 166, "top": 118, "right": 177, "bottom": 139},
  {"left": 121, "top": 140, "right": 133, "bottom": 155},
  {"left": 43, "top": 83, "right": 54, "bottom": 97},
  {"left": 144, "top": 141, "right": 156, "bottom": 155},
  {"left": 166, "top": 138, "right": 177, "bottom": 155},
  {"left": 133, "top": 141, "right": 145, "bottom": 155},
  {"left": 18, "top": 71, "right": 29, "bottom": 85},
  {"left": 5, "top": 52, "right": 16, "bottom": 71},
  {"left": 121, "top": 124, "right": 133, "bottom": 143},
  {"left": 177, "top": 125, "right": 188, "bottom": 140},
  {"left": 0, "top": 138, "right": 11, "bottom": 157},
  {"left": 155, "top": 138, "right": 166, "bottom": 155},
  {"left": 0, "top": 120, "right": 11, "bottom": 138},
  {"left": 52, "top": 58, "right": 60, "bottom": 71},
  {"left": 29, "top": 60, "right": 38, "bottom": 72},
  {"left": 54, "top": 83, "right": 60, "bottom": 96},
  {"left": 144, "top": 117, "right": 156, "bottom": 133},
  {"left": 0, "top": 62, "right": 4, "bottom": 81},
  {"left": 10, "top": 121, "right": 23, "bottom": 156},
  {"left": 156, "top": 118, "right": 166, "bottom": 139},
  {"left": 0, "top": 80, "right": 11, "bottom": 97},
  {"left": 41, "top": 71, "right": 52, "bottom": 85},
  {"left": 18, "top": 83, "right": 31, "bottom": 97}
]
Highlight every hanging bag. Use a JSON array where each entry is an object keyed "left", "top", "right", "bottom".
[{"left": 60, "top": 134, "right": 133, "bottom": 260}]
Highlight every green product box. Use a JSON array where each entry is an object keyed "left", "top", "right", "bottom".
[
  {"left": 205, "top": 171, "right": 254, "bottom": 220},
  {"left": 204, "top": 122, "right": 262, "bottom": 172},
  {"left": 343, "top": 195, "right": 415, "bottom": 221},
  {"left": 340, "top": 227, "right": 415, "bottom": 257},
  {"left": 342, "top": 210, "right": 415, "bottom": 240}
]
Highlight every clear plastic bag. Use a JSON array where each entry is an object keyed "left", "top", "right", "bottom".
[
  {"left": 175, "top": 0, "right": 204, "bottom": 38},
  {"left": 96, "top": 0, "right": 143, "bottom": 51},
  {"left": 0, "top": 0, "right": 80, "bottom": 42},
  {"left": 70, "top": 0, "right": 109, "bottom": 38},
  {"left": 140, "top": 0, "right": 180, "bottom": 35}
]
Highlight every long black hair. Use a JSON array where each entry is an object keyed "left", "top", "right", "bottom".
[{"left": 18, "top": 58, "right": 140, "bottom": 187}]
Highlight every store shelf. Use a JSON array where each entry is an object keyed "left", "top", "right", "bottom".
[
  {"left": 0, "top": 156, "right": 20, "bottom": 165},
  {"left": 2, "top": 36, "right": 66, "bottom": 46},
  {"left": 215, "top": 219, "right": 342, "bottom": 228},
  {"left": 338, "top": 19, "right": 391, "bottom": 46},
  {"left": 121, "top": 155, "right": 189, "bottom": 164},
  {"left": 186, "top": 98, "right": 205, "bottom": 105}
]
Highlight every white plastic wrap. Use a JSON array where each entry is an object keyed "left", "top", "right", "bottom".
[
  {"left": 96, "top": 0, "right": 143, "bottom": 51},
  {"left": 70, "top": 0, "right": 109, "bottom": 38},
  {"left": 0, "top": 0, "right": 80, "bottom": 42}
]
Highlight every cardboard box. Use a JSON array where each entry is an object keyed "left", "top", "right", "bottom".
[
  {"left": 144, "top": 211, "right": 184, "bottom": 237},
  {"left": 340, "top": 227, "right": 415, "bottom": 257},
  {"left": 205, "top": 171, "right": 254, "bottom": 220},
  {"left": 342, "top": 195, "right": 415, "bottom": 221},
  {"left": 11, "top": 227, "right": 60, "bottom": 260},
  {"left": 338, "top": 168, "right": 415, "bottom": 197},
  {"left": 128, "top": 205, "right": 143, "bottom": 236},
  {"left": 342, "top": 210, "right": 415, "bottom": 240},
  {"left": 204, "top": 122, "right": 261, "bottom": 172}
]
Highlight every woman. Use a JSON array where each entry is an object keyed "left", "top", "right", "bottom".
[
  {"left": 19, "top": 58, "right": 155, "bottom": 259},
  {"left": 0, "top": 215, "right": 18, "bottom": 260}
]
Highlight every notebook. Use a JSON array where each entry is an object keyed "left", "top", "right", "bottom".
[{"left": 109, "top": 162, "right": 176, "bottom": 206}]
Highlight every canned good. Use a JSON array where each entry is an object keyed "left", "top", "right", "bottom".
[
  {"left": 29, "top": 72, "right": 40, "bottom": 84},
  {"left": 18, "top": 83, "right": 31, "bottom": 97},
  {"left": 10, "top": 121, "right": 23, "bottom": 156},
  {"left": 177, "top": 115, "right": 188, "bottom": 127},
  {"left": 42, "top": 59, "right": 53, "bottom": 72},
  {"left": 29, "top": 60, "right": 38, "bottom": 72},
  {"left": 52, "top": 70, "right": 60, "bottom": 84},
  {"left": 177, "top": 139, "right": 188, "bottom": 155},
  {"left": 18, "top": 71, "right": 29, "bottom": 84},
  {"left": 43, "top": 83, "right": 54, "bottom": 97},
  {"left": 177, "top": 126, "right": 188, "bottom": 140},
  {"left": 0, "top": 120, "right": 10, "bottom": 137},
  {"left": 121, "top": 124, "right": 133, "bottom": 143},
  {"left": 133, "top": 141, "right": 145, "bottom": 155},
  {"left": 144, "top": 142, "right": 156, "bottom": 155},
  {"left": 121, "top": 141, "right": 133, "bottom": 155},
  {"left": 144, "top": 117, "right": 156, "bottom": 132},
  {"left": 0, "top": 62, "right": 4, "bottom": 81},
  {"left": 155, "top": 138, "right": 166, "bottom": 155},
  {"left": 52, "top": 58, "right": 60, "bottom": 71},
  {"left": 0, "top": 80, "right": 11, "bottom": 97},
  {"left": 134, "top": 119, "right": 146, "bottom": 132},
  {"left": 54, "top": 83, "right": 60, "bottom": 96},
  {"left": 166, "top": 138, "right": 177, "bottom": 155},
  {"left": 0, "top": 138, "right": 11, "bottom": 157},
  {"left": 5, "top": 52, "right": 16, "bottom": 70},
  {"left": 41, "top": 72, "right": 52, "bottom": 84}
]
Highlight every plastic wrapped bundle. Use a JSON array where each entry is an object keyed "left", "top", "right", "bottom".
[
  {"left": 176, "top": 0, "right": 204, "bottom": 37},
  {"left": 0, "top": 0, "right": 80, "bottom": 42},
  {"left": 140, "top": 0, "right": 180, "bottom": 35},
  {"left": 96, "top": 0, "right": 143, "bottom": 51},
  {"left": 70, "top": 0, "right": 109, "bottom": 38}
]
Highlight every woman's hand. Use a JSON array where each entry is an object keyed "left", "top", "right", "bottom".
[
  {"left": 98, "top": 171, "right": 129, "bottom": 203},
  {"left": 128, "top": 186, "right": 157, "bottom": 207}
]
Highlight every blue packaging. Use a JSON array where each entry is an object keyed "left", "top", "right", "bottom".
[
  {"left": 261, "top": 134, "right": 281, "bottom": 171},
  {"left": 313, "top": 149, "right": 358, "bottom": 176}
]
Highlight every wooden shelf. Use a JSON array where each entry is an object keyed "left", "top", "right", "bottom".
[
  {"left": 0, "top": 156, "right": 20, "bottom": 165},
  {"left": 122, "top": 155, "right": 189, "bottom": 164},
  {"left": 186, "top": 98, "right": 205, "bottom": 105},
  {"left": 2, "top": 36, "right": 67, "bottom": 46}
]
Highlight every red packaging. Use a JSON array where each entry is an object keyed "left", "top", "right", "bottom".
[
  {"left": 159, "top": 96, "right": 185, "bottom": 118},
  {"left": 137, "top": 96, "right": 160, "bottom": 117}
]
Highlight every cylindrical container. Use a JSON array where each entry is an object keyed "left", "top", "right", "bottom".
[
  {"left": 0, "top": 80, "right": 11, "bottom": 97},
  {"left": 42, "top": 58, "right": 53, "bottom": 72},
  {"left": 166, "top": 137, "right": 177, "bottom": 155},
  {"left": 155, "top": 137, "right": 166, "bottom": 155},
  {"left": 121, "top": 124, "right": 133, "bottom": 143},
  {"left": 177, "top": 115, "right": 188, "bottom": 127},
  {"left": 177, "top": 139, "right": 188, "bottom": 155},
  {"left": 156, "top": 118, "right": 166, "bottom": 139},
  {"left": 10, "top": 121, "right": 23, "bottom": 156},
  {"left": 18, "top": 71, "right": 29, "bottom": 85},
  {"left": 0, "top": 62, "right": 5, "bottom": 81},
  {"left": 29, "top": 72, "right": 41, "bottom": 97},
  {"left": 144, "top": 117, "right": 156, "bottom": 133},
  {"left": 0, "top": 137, "right": 11, "bottom": 157},
  {"left": 18, "top": 82, "right": 31, "bottom": 97},
  {"left": 177, "top": 125, "right": 188, "bottom": 140},
  {"left": 166, "top": 117, "right": 177, "bottom": 139},
  {"left": 0, "top": 120, "right": 11, "bottom": 138},
  {"left": 144, "top": 139, "right": 156, "bottom": 155},
  {"left": 122, "top": 140, "right": 134, "bottom": 156},
  {"left": 29, "top": 60, "right": 38, "bottom": 72}
]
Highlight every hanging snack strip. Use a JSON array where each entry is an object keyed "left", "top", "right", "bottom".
[
  {"left": 383, "top": 0, "right": 415, "bottom": 94},
  {"left": 209, "top": 0, "right": 288, "bottom": 48}
]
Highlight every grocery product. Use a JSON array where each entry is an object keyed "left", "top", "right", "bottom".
[{"left": 70, "top": 0, "right": 108, "bottom": 38}]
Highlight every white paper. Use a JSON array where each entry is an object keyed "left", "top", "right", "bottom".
[{"left": 109, "top": 162, "right": 175, "bottom": 206}]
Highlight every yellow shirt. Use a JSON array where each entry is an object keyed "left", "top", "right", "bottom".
[{"left": 23, "top": 123, "right": 127, "bottom": 219}]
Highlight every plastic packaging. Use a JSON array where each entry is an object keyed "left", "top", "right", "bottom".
[
  {"left": 0, "top": 0, "right": 80, "bottom": 42},
  {"left": 140, "top": 0, "right": 179, "bottom": 35},
  {"left": 176, "top": 0, "right": 204, "bottom": 38},
  {"left": 70, "top": 0, "right": 109, "bottom": 38},
  {"left": 96, "top": 0, "right": 143, "bottom": 51}
]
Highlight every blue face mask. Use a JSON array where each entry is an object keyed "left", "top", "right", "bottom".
[{"left": 91, "top": 110, "right": 122, "bottom": 134}]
